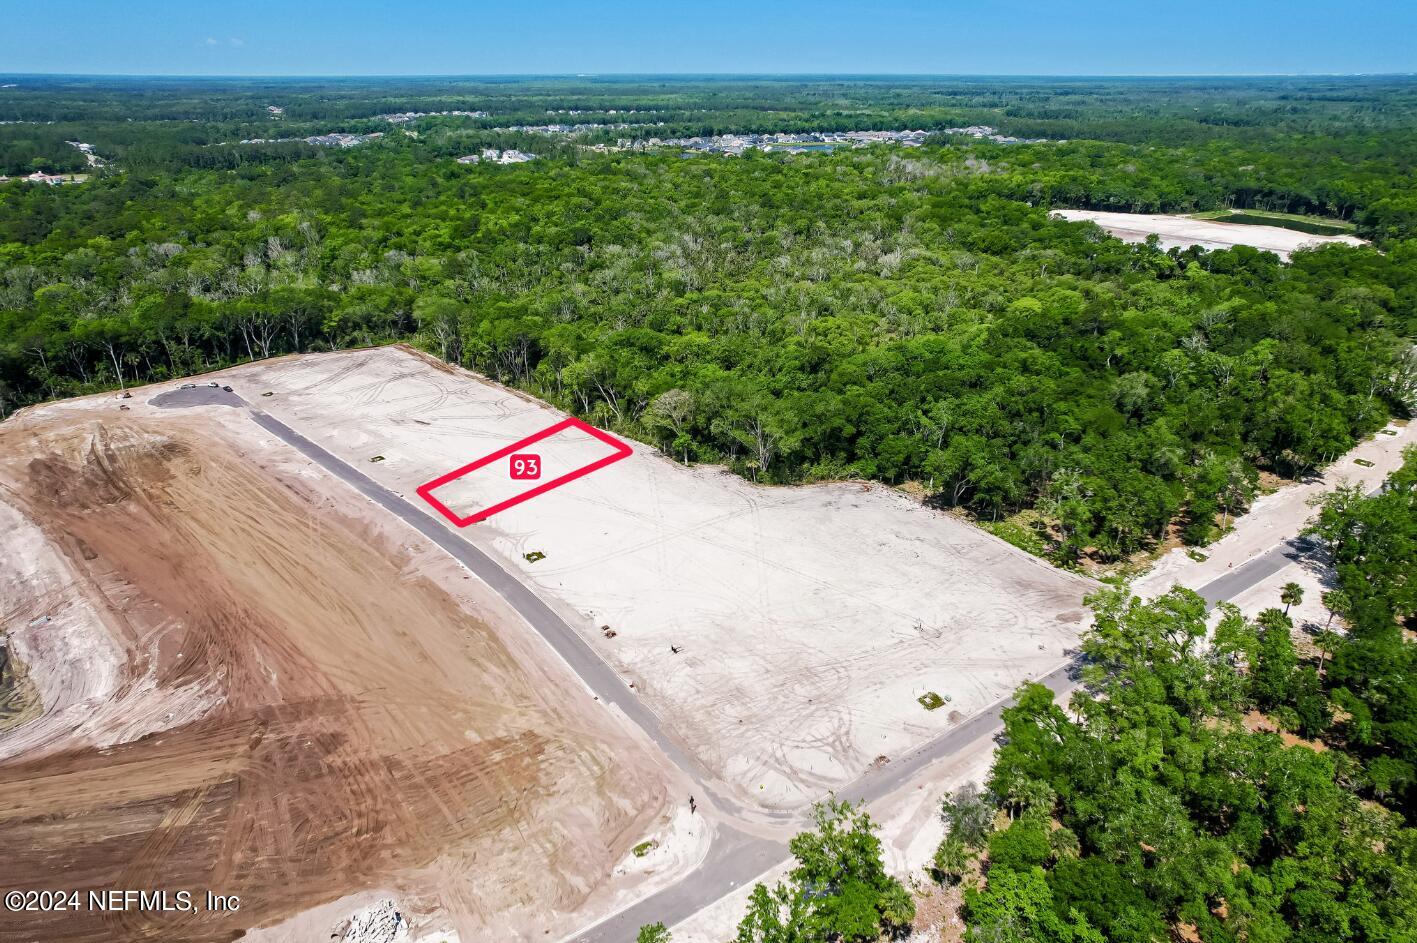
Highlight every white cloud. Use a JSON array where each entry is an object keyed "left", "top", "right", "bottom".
[
  {"left": 204, "top": 37, "right": 219, "bottom": 46},
  {"left": 229, "top": 37, "right": 244, "bottom": 47}
]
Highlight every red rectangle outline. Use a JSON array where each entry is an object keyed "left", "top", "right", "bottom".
[{"left": 416, "top": 416, "right": 632, "bottom": 526}]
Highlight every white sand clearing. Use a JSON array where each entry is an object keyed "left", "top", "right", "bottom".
[
  {"left": 215, "top": 346, "right": 1097, "bottom": 811},
  {"left": 1053, "top": 209, "right": 1367, "bottom": 260}
]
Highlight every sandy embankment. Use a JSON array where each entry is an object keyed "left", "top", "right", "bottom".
[
  {"left": 0, "top": 402, "right": 673, "bottom": 942},
  {"left": 1052, "top": 209, "right": 1367, "bottom": 259},
  {"left": 1133, "top": 420, "right": 1415, "bottom": 625}
]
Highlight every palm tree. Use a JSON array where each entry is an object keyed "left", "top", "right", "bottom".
[
  {"left": 1315, "top": 630, "right": 1341, "bottom": 679},
  {"left": 932, "top": 835, "right": 976, "bottom": 886},
  {"left": 1321, "top": 589, "right": 1350, "bottom": 628},
  {"left": 1281, "top": 581, "right": 1304, "bottom": 616}
]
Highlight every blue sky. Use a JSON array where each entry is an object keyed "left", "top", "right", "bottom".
[{"left": 5, "top": 0, "right": 1416, "bottom": 76}]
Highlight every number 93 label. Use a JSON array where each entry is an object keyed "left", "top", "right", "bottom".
[{"left": 510, "top": 453, "right": 541, "bottom": 479}]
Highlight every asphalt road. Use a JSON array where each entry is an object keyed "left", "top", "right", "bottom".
[
  {"left": 152, "top": 384, "right": 1335, "bottom": 942},
  {"left": 1195, "top": 536, "right": 1314, "bottom": 606},
  {"left": 568, "top": 479, "right": 1338, "bottom": 941},
  {"left": 569, "top": 651, "right": 1080, "bottom": 942},
  {"left": 571, "top": 824, "right": 786, "bottom": 943}
]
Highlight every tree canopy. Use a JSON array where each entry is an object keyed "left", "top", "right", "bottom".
[
  {"left": 954, "top": 500, "right": 1417, "bottom": 943},
  {"left": 4, "top": 78, "right": 1415, "bottom": 561},
  {"left": 737, "top": 799, "right": 914, "bottom": 943}
]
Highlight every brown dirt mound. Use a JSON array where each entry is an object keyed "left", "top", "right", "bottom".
[{"left": 0, "top": 414, "right": 663, "bottom": 941}]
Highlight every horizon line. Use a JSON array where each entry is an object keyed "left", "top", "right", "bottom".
[{"left": 4, "top": 71, "right": 1417, "bottom": 81}]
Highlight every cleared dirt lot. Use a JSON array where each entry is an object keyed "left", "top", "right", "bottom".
[
  {"left": 1052, "top": 209, "right": 1367, "bottom": 259},
  {"left": 0, "top": 399, "right": 669, "bottom": 941},
  {"left": 221, "top": 346, "right": 1096, "bottom": 811}
]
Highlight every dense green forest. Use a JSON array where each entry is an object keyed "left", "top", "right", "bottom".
[
  {"left": 2, "top": 76, "right": 1416, "bottom": 562},
  {"left": 953, "top": 449, "right": 1417, "bottom": 943}
]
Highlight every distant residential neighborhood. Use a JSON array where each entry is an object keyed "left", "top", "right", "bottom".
[
  {"left": 378, "top": 110, "right": 488, "bottom": 123},
  {"left": 7, "top": 116, "right": 1055, "bottom": 184},
  {"left": 627, "top": 128, "right": 930, "bottom": 155},
  {"left": 229, "top": 131, "right": 385, "bottom": 148},
  {"left": 457, "top": 148, "right": 537, "bottom": 165},
  {"left": 545, "top": 108, "right": 666, "bottom": 115},
  {"left": 499, "top": 121, "right": 645, "bottom": 135},
  {"left": 66, "top": 140, "right": 103, "bottom": 167},
  {"left": 938, "top": 124, "right": 1054, "bottom": 144},
  {"left": 211, "top": 120, "right": 1047, "bottom": 162},
  {"left": 0, "top": 170, "right": 86, "bottom": 185},
  {"left": 478, "top": 123, "right": 1049, "bottom": 155}
]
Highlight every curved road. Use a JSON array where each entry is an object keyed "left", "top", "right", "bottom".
[
  {"left": 153, "top": 384, "right": 1326, "bottom": 942},
  {"left": 569, "top": 529, "right": 1325, "bottom": 941}
]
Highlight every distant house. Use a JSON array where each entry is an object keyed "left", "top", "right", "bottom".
[
  {"left": 25, "top": 171, "right": 65, "bottom": 186},
  {"left": 464, "top": 149, "right": 537, "bottom": 165},
  {"left": 302, "top": 132, "right": 383, "bottom": 148}
]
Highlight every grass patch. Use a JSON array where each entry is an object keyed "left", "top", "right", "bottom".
[
  {"left": 523, "top": 550, "right": 546, "bottom": 563},
  {"left": 918, "top": 691, "right": 947, "bottom": 711},
  {"left": 633, "top": 840, "right": 657, "bottom": 857},
  {"left": 369, "top": 455, "right": 385, "bottom": 463},
  {"left": 981, "top": 511, "right": 1049, "bottom": 558},
  {"left": 1191, "top": 208, "right": 1355, "bottom": 236},
  {"left": 1354, "top": 458, "right": 1376, "bottom": 468},
  {"left": 1186, "top": 548, "right": 1209, "bottom": 563}
]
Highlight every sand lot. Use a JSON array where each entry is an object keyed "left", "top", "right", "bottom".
[
  {"left": 1052, "top": 209, "right": 1367, "bottom": 259},
  {"left": 216, "top": 346, "right": 1096, "bottom": 811},
  {"left": 0, "top": 399, "right": 670, "bottom": 941}
]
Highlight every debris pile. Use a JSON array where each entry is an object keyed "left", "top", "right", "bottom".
[{"left": 336, "top": 899, "right": 408, "bottom": 943}]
